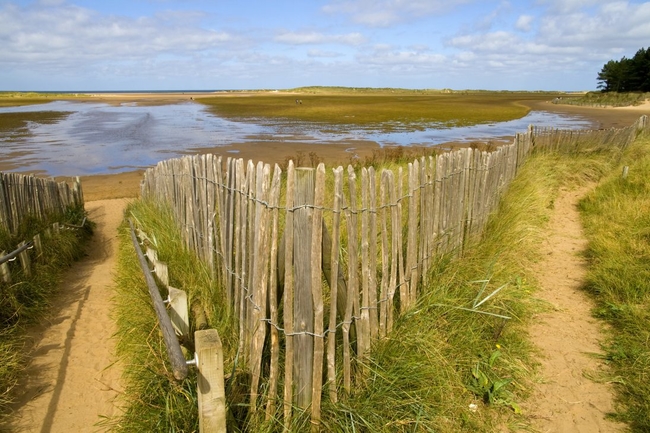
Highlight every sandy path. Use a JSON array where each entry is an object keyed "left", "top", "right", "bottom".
[
  {"left": 2, "top": 199, "right": 127, "bottom": 433},
  {"left": 526, "top": 186, "right": 621, "bottom": 432}
]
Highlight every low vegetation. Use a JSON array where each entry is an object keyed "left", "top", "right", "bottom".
[
  {"left": 0, "top": 205, "right": 91, "bottom": 417},
  {"left": 197, "top": 90, "right": 557, "bottom": 132},
  {"left": 579, "top": 132, "right": 650, "bottom": 432}
]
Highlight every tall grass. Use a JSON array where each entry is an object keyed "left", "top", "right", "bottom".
[
  {"left": 579, "top": 133, "right": 650, "bottom": 431},
  {"left": 314, "top": 143, "right": 623, "bottom": 432},
  {"left": 0, "top": 204, "right": 91, "bottom": 418}
]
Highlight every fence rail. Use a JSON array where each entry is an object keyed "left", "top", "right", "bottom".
[
  {"left": 140, "top": 115, "right": 647, "bottom": 428},
  {"left": 0, "top": 172, "right": 84, "bottom": 235},
  {"left": 130, "top": 222, "right": 227, "bottom": 432}
]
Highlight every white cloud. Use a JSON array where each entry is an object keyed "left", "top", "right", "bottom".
[
  {"left": 307, "top": 49, "right": 344, "bottom": 58},
  {"left": 515, "top": 14, "right": 533, "bottom": 32},
  {"left": 537, "top": 1, "right": 650, "bottom": 49},
  {"left": 274, "top": 31, "right": 366, "bottom": 45},
  {"left": 536, "top": 0, "right": 602, "bottom": 14},
  {"left": 443, "top": 0, "right": 650, "bottom": 88},
  {"left": 2, "top": 0, "right": 649, "bottom": 91},
  {"left": 322, "top": 0, "right": 473, "bottom": 27},
  {"left": 0, "top": 2, "right": 238, "bottom": 65},
  {"left": 357, "top": 47, "right": 447, "bottom": 69}
]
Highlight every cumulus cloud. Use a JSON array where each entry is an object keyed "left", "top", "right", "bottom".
[
  {"left": 445, "top": 0, "right": 650, "bottom": 83},
  {"left": 307, "top": 49, "right": 344, "bottom": 58},
  {"left": 274, "top": 31, "right": 366, "bottom": 45},
  {"left": 0, "top": 2, "right": 237, "bottom": 65},
  {"left": 322, "top": 0, "right": 473, "bottom": 27},
  {"left": 357, "top": 46, "right": 447, "bottom": 70},
  {"left": 537, "top": 1, "right": 650, "bottom": 48},
  {"left": 515, "top": 15, "right": 533, "bottom": 32}
]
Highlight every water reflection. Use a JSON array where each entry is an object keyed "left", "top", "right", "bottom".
[{"left": 0, "top": 100, "right": 594, "bottom": 176}]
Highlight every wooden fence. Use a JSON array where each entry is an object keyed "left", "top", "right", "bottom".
[
  {"left": 0, "top": 172, "right": 84, "bottom": 235},
  {"left": 140, "top": 115, "right": 648, "bottom": 428},
  {"left": 523, "top": 114, "right": 647, "bottom": 154}
]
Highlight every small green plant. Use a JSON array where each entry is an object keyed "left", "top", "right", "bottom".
[{"left": 467, "top": 348, "right": 521, "bottom": 413}]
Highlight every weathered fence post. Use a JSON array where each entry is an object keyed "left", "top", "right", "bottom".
[
  {"left": 283, "top": 161, "right": 296, "bottom": 427},
  {"left": 293, "top": 167, "right": 315, "bottom": 410},
  {"left": 168, "top": 287, "right": 190, "bottom": 337},
  {"left": 153, "top": 260, "right": 169, "bottom": 287},
  {"left": 33, "top": 234, "right": 43, "bottom": 257},
  {"left": 0, "top": 251, "right": 10, "bottom": 283},
  {"left": 18, "top": 241, "right": 31, "bottom": 276},
  {"left": 310, "top": 163, "right": 325, "bottom": 429},
  {"left": 196, "top": 329, "right": 227, "bottom": 433}
]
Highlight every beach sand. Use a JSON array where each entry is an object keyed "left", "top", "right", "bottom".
[{"left": 2, "top": 93, "right": 648, "bottom": 202}]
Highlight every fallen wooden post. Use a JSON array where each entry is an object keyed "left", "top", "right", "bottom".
[{"left": 129, "top": 220, "right": 188, "bottom": 381}]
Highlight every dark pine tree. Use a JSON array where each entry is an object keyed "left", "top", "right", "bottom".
[{"left": 597, "top": 47, "right": 650, "bottom": 92}]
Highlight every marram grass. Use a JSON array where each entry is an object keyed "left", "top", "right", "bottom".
[{"left": 579, "top": 133, "right": 650, "bottom": 432}]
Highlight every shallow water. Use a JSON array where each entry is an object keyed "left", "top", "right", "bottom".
[{"left": 0, "top": 100, "right": 594, "bottom": 176}]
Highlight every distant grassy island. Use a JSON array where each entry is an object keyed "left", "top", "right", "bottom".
[{"left": 197, "top": 88, "right": 562, "bottom": 131}]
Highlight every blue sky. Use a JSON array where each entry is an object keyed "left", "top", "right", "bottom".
[{"left": 1, "top": 0, "right": 649, "bottom": 91}]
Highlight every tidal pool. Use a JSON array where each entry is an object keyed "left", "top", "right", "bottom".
[{"left": 0, "top": 100, "right": 594, "bottom": 176}]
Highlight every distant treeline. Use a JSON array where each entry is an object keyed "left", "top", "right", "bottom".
[{"left": 598, "top": 47, "right": 650, "bottom": 92}]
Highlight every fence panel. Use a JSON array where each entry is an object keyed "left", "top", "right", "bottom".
[{"left": 0, "top": 173, "right": 83, "bottom": 235}]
